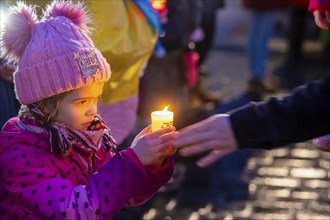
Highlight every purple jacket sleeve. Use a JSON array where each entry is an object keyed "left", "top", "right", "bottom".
[
  {"left": 229, "top": 73, "right": 330, "bottom": 150},
  {"left": 92, "top": 148, "right": 174, "bottom": 209},
  {"left": 79, "top": 148, "right": 174, "bottom": 218}
]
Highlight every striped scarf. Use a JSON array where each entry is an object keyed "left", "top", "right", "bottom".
[{"left": 19, "top": 105, "right": 116, "bottom": 156}]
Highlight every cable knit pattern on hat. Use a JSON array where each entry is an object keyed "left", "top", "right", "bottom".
[{"left": 1, "top": 1, "right": 111, "bottom": 104}]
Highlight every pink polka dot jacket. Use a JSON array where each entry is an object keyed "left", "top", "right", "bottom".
[{"left": 0, "top": 117, "right": 174, "bottom": 219}]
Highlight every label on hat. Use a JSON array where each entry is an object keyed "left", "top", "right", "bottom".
[{"left": 74, "top": 49, "right": 102, "bottom": 78}]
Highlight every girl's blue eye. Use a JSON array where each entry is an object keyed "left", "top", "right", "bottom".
[{"left": 80, "top": 100, "right": 87, "bottom": 104}]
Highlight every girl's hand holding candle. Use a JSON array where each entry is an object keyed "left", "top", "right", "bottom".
[
  {"left": 131, "top": 106, "right": 175, "bottom": 167},
  {"left": 131, "top": 126, "right": 175, "bottom": 166}
]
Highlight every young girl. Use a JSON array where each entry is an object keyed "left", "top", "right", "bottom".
[{"left": 0, "top": 1, "right": 175, "bottom": 219}]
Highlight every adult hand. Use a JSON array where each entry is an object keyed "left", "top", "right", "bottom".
[
  {"left": 131, "top": 126, "right": 175, "bottom": 166},
  {"left": 173, "top": 114, "right": 238, "bottom": 168},
  {"left": 313, "top": 9, "right": 330, "bottom": 30}
]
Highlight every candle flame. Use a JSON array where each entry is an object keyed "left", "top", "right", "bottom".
[{"left": 163, "top": 105, "right": 169, "bottom": 111}]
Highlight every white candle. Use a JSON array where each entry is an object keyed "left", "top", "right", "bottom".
[{"left": 151, "top": 106, "right": 174, "bottom": 131}]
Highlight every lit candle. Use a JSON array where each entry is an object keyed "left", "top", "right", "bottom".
[{"left": 151, "top": 105, "right": 174, "bottom": 131}]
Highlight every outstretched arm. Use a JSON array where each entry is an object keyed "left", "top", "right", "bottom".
[{"left": 174, "top": 74, "right": 330, "bottom": 167}]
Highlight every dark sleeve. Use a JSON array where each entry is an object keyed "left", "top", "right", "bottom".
[{"left": 229, "top": 73, "right": 330, "bottom": 150}]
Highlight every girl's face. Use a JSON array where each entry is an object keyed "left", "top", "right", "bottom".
[{"left": 54, "top": 83, "right": 104, "bottom": 130}]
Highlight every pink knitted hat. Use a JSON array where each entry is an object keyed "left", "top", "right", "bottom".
[{"left": 0, "top": 1, "right": 111, "bottom": 105}]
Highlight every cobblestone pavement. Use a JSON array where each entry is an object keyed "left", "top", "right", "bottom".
[
  {"left": 115, "top": 1, "right": 330, "bottom": 219},
  {"left": 136, "top": 143, "right": 330, "bottom": 220}
]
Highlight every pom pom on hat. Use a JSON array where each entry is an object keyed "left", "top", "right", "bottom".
[
  {"left": 44, "top": 0, "right": 92, "bottom": 34},
  {"left": 0, "top": 0, "right": 111, "bottom": 105},
  {"left": 0, "top": 1, "right": 37, "bottom": 60}
]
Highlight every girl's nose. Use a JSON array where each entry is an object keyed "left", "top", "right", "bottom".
[{"left": 86, "top": 103, "right": 97, "bottom": 116}]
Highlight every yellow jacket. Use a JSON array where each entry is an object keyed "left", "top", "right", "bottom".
[{"left": 86, "top": 1, "right": 157, "bottom": 104}]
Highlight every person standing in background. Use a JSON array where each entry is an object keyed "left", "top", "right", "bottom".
[
  {"left": 243, "top": 0, "right": 290, "bottom": 96},
  {"left": 195, "top": 0, "right": 225, "bottom": 75},
  {"left": 282, "top": 0, "right": 327, "bottom": 89},
  {"left": 191, "top": 0, "right": 225, "bottom": 104}
]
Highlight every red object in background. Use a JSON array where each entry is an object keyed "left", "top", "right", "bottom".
[
  {"left": 183, "top": 43, "right": 200, "bottom": 88},
  {"left": 150, "top": 0, "right": 167, "bottom": 15}
]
